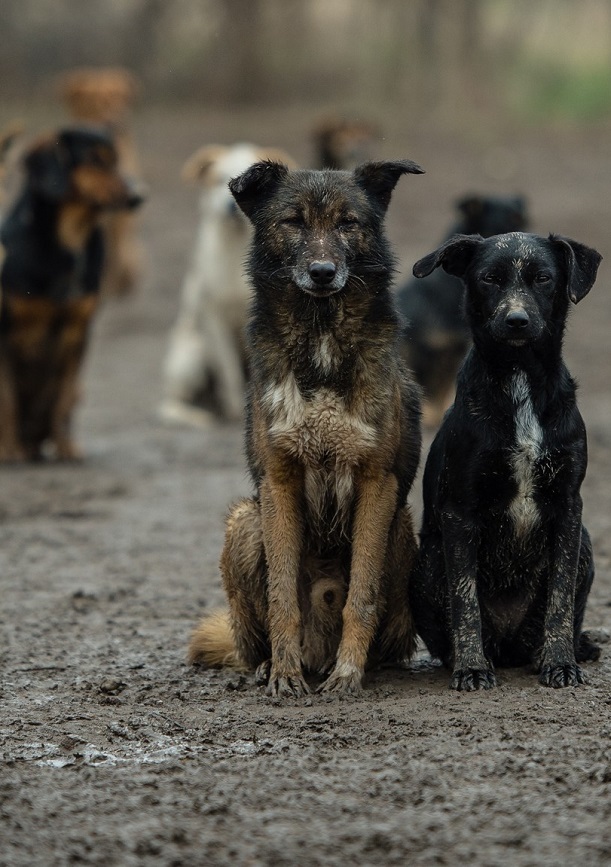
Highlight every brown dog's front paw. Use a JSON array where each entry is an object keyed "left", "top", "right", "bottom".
[
  {"left": 317, "top": 664, "right": 363, "bottom": 696},
  {"left": 450, "top": 667, "right": 496, "bottom": 691},
  {"left": 539, "top": 663, "right": 585, "bottom": 688},
  {"left": 265, "top": 670, "right": 310, "bottom": 698}
]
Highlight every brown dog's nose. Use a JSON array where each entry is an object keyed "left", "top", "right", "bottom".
[
  {"left": 506, "top": 309, "right": 529, "bottom": 329},
  {"left": 309, "top": 260, "right": 336, "bottom": 285},
  {"left": 125, "top": 179, "right": 147, "bottom": 210}
]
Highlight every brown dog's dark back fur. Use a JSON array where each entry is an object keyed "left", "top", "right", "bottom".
[{"left": 189, "top": 160, "right": 423, "bottom": 697}]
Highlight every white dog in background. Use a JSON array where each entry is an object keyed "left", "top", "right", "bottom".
[{"left": 160, "top": 143, "right": 296, "bottom": 427}]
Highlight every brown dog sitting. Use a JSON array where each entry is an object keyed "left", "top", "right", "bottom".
[
  {"left": 0, "top": 127, "right": 144, "bottom": 461},
  {"left": 58, "top": 66, "right": 143, "bottom": 297},
  {"left": 189, "top": 159, "right": 423, "bottom": 697}
]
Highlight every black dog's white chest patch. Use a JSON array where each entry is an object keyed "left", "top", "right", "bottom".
[{"left": 507, "top": 371, "right": 544, "bottom": 537}]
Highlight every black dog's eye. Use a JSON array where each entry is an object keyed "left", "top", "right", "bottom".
[
  {"left": 339, "top": 217, "right": 360, "bottom": 230},
  {"left": 281, "top": 214, "right": 304, "bottom": 227},
  {"left": 534, "top": 272, "right": 552, "bottom": 285},
  {"left": 481, "top": 273, "right": 499, "bottom": 285}
]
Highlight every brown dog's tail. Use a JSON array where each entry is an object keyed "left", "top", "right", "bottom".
[{"left": 188, "top": 610, "right": 244, "bottom": 670}]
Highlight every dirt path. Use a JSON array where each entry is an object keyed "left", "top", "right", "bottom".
[{"left": 1, "top": 105, "right": 610, "bottom": 866}]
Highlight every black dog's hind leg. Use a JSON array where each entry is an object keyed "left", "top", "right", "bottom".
[
  {"left": 574, "top": 527, "right": 601, "bottom": 664},
  {"left": 539, "top": 503, "right": 589, "bottom": 687}
]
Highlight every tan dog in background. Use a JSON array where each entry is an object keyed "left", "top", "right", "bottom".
[
  {"left": 58, "top": 66, "right": 143, "bottom": 297},
  {"left": 313, "top": 116, "right": 379, "bottom": 170},
  {"left": 159, "top": 143, "right": 296, "bottom": 427}
]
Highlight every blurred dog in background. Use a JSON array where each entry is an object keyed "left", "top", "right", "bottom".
[
  {"left": 312, "top": 116, "right": 379, "bottom": 170},
  {"left": 159, "top": 143, "right": 297, "bottom": 427},
  {"left": 0, "top": 127, "right": 144, "bottom": 461},
  {"left": 397, "top": 194, "right": 529, "bottom": 426},
  {"left": 58, "top": 66, "right": 144, "bottom": 297},
  {"left": 0, "top": 121, "right": 24, "bottom": 208}
]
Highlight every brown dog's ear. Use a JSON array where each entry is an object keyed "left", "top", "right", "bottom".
[
  {"left": 354, "top": 159, "right": 424, "bottom": 212},
  {"left": 228, "top": 160, "right": 290, "bottom": 219},
  {"left": 24, "top": 136, "right": 70, "bottom": 200},
  {"left": 549, "top": 234, "right": 602, "bottom": 304},
  {"left": 413, "top": 234, "right": 485, "bottom": 280}
]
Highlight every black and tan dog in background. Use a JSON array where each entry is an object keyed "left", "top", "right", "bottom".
[
  {"left": 0, "top": 127, "right": 143, "bottom": 461},
  {"left": 58, "top": 66, "right": 143, "bottom": 297},
  {"left": 397, "top": 195, "right": 529, "bottom": 426},
  {"left": 410, "top": 231, "right": 602, "bottom": 690},
  {"left": 189, "top": 159, "right": 424, "bottom": 697}
]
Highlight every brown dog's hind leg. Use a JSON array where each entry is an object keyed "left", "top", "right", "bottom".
[
  {"left": 220, "top": 498, "right": 271, "bottom": 670},
  {"left": 301, "top": 571, "right": 346, "bottom": 675},
  {"left": 188, "top": 498, "right": 270, "bottom": 671},
  {"left": 374, "top": 505, "right": 418, "bottom": 665}
]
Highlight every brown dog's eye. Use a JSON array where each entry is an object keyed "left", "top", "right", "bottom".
[{"left": 88, "top": 147, "right": 114, "bottom": 169}]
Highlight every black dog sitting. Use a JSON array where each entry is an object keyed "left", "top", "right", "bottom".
[
  {"left": 409, "top": 231, "right": 602, "bottom": 690},
  {"left": 397, "top": 195, "right": 528, "bottom": 426}
]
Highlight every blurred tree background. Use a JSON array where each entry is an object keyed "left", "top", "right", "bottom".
[{"left": 2, "top": 0, "right": 611, "bottom": 125}]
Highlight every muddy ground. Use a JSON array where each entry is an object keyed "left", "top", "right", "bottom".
[{"left": 1, "top": 103, "right": 610, "bottom": 866}]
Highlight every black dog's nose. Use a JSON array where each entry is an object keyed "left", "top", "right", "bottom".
[
  {"left": 308, "top": 260, "right": 336, "bottom": 285},
  {"left": 506, "top": 309, "right": 529, "bottom": 329}
]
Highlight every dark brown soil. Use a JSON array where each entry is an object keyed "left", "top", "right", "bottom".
[{"left": 1, "top": 104, "right": 610, "bottom": 866}]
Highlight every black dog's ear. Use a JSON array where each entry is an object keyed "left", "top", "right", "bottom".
[
  {"left": 549, "top": 234, "right": 602, "bottom": 304},
  {"left": 24, "top": 137, "right": 70, "bottom": 200},
  {"left": 229, "top": 160, "right": 290, "bottom": 219},
  {"left": 413, "top": 234, "right": 485, "bottom": 280},
  {"left": 354, "top": 160, "right": 424, "bottom": 213}
]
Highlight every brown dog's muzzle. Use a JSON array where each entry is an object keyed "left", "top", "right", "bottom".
[{"left": 71, "top": 165, "right": 146, "bottom": 210}]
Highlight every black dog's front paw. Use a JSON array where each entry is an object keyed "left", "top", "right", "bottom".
[
  {"left": 539, "top": 663, "right": 585, "bottom": 688},
  {"left": 450, "top": 667, "right": 496, "bottom": 691}
]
